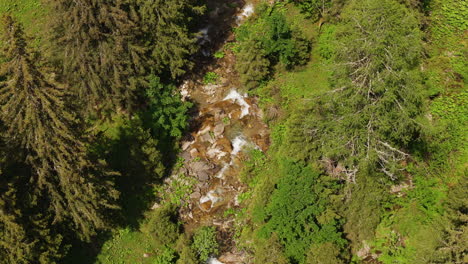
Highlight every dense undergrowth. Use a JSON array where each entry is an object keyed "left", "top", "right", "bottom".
[
  {"left": 233, "top": 0, "right": 467, "bottom": 263},
  {"left": 0, "top": 0, "right": 466, "bottom": 263}
]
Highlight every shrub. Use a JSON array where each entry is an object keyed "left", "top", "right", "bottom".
[
  {"left": 153, "top": 247, "right": 177, "bottom": 264},
  {"left": 140, "top": 205, "right": 180, "bottom": 249},
  {"left": 235, "top": 4, "right": 310, "bottom": 89},
  {"left": 213, "top": 51, "right": 224, "bottom": 59},
  {"left": 203, "top": 72, "right": 219, "bottom": 84},
  {"left": 259, "top": 160, "right": 346, "bottom": 263},
  {"left": 191, "top": 226, "right": 219, "bottom": 262}
]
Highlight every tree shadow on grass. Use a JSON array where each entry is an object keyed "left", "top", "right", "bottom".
[{"left": 63, "top": 0, "right": 247, "bottom": 262}]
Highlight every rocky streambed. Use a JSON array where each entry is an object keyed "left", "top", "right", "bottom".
[{"left": 156, "top": 1, "right": 269, "bottom": 263}]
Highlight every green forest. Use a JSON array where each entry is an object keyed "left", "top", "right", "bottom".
[{"left": 0, "top": 0, "right": 466, "bottom": 263}]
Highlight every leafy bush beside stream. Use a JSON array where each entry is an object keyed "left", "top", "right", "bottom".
[{"left": 234, "top": 3, "right": 311, "bottom": 89}]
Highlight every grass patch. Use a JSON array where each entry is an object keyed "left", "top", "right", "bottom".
[
  {"left": 95, "top": 227, "right": 158, "bottom": 264},
  {"left": 0, "top": 0, "right": 47, "bottom": 46}
]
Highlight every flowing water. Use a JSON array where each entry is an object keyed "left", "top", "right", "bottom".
[{"left": 159, "top": 1, "right": 267, "bottom": 263}]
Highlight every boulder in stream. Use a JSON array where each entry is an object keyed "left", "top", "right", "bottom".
[
  {"left": 199, "top": 189, "right": 224, "bottom": 212},
  {"left": 213, "top": 122, "right": 225, "bottom": 137}
]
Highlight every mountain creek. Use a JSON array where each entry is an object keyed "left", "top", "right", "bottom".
[{"left": 153, "top": 1, "right": 268, "bottom": 263}]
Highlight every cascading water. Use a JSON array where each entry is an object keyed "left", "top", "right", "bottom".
[
  {"left": 159, "top": 1, "right": 267, "bottom": 262},
  {"left": 236, "top": 3, "right": 254, "bottom": 24},
  {"left": 215, "top": 135, "right": 249, "bottom": 179},
  {"left": 223, "top": 90, "right": 251, "bottom": 118},
  {"left": 207, "top": 258, "right": 225, "bottom": 264}
]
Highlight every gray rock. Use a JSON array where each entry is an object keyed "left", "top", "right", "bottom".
[
  {"left": 198, "top": 171, "right": 210, "bottom": 181},
  {"left": 213, "top": 123, "right": 225, "bottom": 137},
  {"left": 190, "top": 192, "right": 201, "bottom": 200},
  {"left": 190, "top": 148, "right": 199, "bottom": 158},
  {"left": 200, "top": 132, "right": 213, "bottom": 143},
  {"left": 181, "top": 151, "right": 192, "bottom": 162},
  {"left": 190, "top": 161, "right": 210, "bottom": 172}
]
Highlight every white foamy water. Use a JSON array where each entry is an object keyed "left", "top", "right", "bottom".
[
  {"left": 231, "top": 136, "right": 248, "bottom": 156},
  {"left": 215, "top": 163, "right": 230, "bottom": 179},
  {"left": 207, "top": 258, "right": 224, "bottom": 264},
  {"left": 215, "top": 136, "right": 248, "bottom": 179},
  {"left": 237, "top": 3, "right": 254, "bottom": 24},
  {"left": 224, "top": 90, "right": 250, "bottom": 118},
  {"left": 199, "top": 190, "right": 221, "bottom": 206}
]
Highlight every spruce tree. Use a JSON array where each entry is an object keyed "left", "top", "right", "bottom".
[
  {"left": 0, "top": 15, "right": 119, "bottom": 240},
  {"left": 236, "top": 37, "right": 270, "bottom": 89},
  {"left": 287, "top": 0, "right": 425, "bottom": 180},
  {"left": 47, "top": 0, "right": 147, "bottom": 112},
  {"left": 47, "top": 0, "right": 202, "bottom": 113},
  {"left": 136, "top": 0, "right": 204, "bottom": 78}
]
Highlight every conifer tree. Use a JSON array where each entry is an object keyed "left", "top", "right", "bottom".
[
  {"left": 136, "top": 0, "right": 204, "bottom": 78},
  {"left": 0, "top": 15, "right": 119, "bottom": 240},
  {"left": 236, "top": 37, "right": 270, "bottom": 89},
  {"left": 47, "top": 0, "right": 202, "bottom": 113},
  {"left": 287, "top": 0, "right": 425, "bottom": 180},
  {"left": 47, "top": 0, "right": 147, "bottom": 111}
]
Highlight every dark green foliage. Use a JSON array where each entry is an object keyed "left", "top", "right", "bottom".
[
  {"left": 175, "top": 235, "right": 198, "bottom": 264},
  {"left": 136, "top": 0, "right": 204, "bottom": 78},
  {"left": 0, "top": 15, "right": 119, "bottom": 237},
  {"left": 90, "top": 115, "right": 165, "bottom": 227},
  {"left": 306, "top": 242, "right": 345, "bottom": 264},
  {"left": 0, "top": 182, "right": 66, "bottom": 264},
  {"left": 434, "top": 177, "right": 468, "bottom": 263},
  {"left": 0, "top": 15, "right": 119, "bottom": 262},
  {"left": 235, "top": 5, "right": 310, "bottom": 89},
  {"left": 342, "top": 170, "right": 389, "bottom": 252},
  {"left": 288, "top": 0, "right": 425, "bottom": 181},
  {"left": 289, "top": 0, "right": 332, "bottom": 21},
  {"left": 289, "top": 0, "right": 346, "bottom": 22},
  {"left": 262, "top": 10, "right": 309, "bottom": 67},
  {"left": 48, "top": 0, "right": 202, "bottom": 112},
  {"left": 253, "top": 234, "right": 289, "bottom": 264},
  {"left": 259, "top": 161, "right": 346, "bottom": 263},
  {"left": 144, "top": 75, "right": 192, "bottom": 142},
  {"left": 154, "top": 247, "right": 177, "bottom": 264},
  {"left": 141, "top": 205, "right": 180, "bottom": 249},
  {"left": 47, "top": 0, "right": 147, "bottom": 111},
  {"left": 235, "top": 37, "right": 270, "bottom": 89},
  {"left": 191, "top": 226, "right": 219, "bottom": 262}
]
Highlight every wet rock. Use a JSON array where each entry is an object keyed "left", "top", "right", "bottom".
[
  {"left": 216, "top": 137, "right": 233, "bottom": 153},
  {"left": 181, "top": 151, "right": 192, "bottom": 162},
  {"left": 213, "top": 123, "right": 225, "bottom": 137},
  {"left": 196, "top": 182, "right": 208, "bottom": 191},
  {"left": 181, "top": 140, "right": 193, "bottom": 151},
  {"left": 199, "top": 200, "right": 212, "bottom": 212},
  {"left": 197, "top": 171, "right": 210, "bottom": 182},
  {"left": 190, "top": 161, "right": 211, "bottom": 173},
  {"left": 206, "top": 146, "right": 227, "bottom": 160},
  {"left": 190, "top": 148, "right": 200, "bottom": 158},
  {"left": 198, "top": 125, "right": 212, "bottom": 136},
  {"left": 219, "top": 253, "right": 244, "bottom": 264},
  {"left": 203, "top": 84, "right": 220, "bottom": 96},
  {"left": 200, "top": 132, "right": 214, "bottom": 143},
  {"left": 213, "top": 219, "right": 223, "bottom": 226},
  {"left": 228, "top": 108, "right": 242, "bottom": 120},
  {"left": 199, "top": 189, "right": 223, "bottom": 212},
  {"left": 190, "top": 192, "right": 201, "bottom": 200},
  {"left": 357, "top": 241, "right": 371, "bottom": 259}
]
